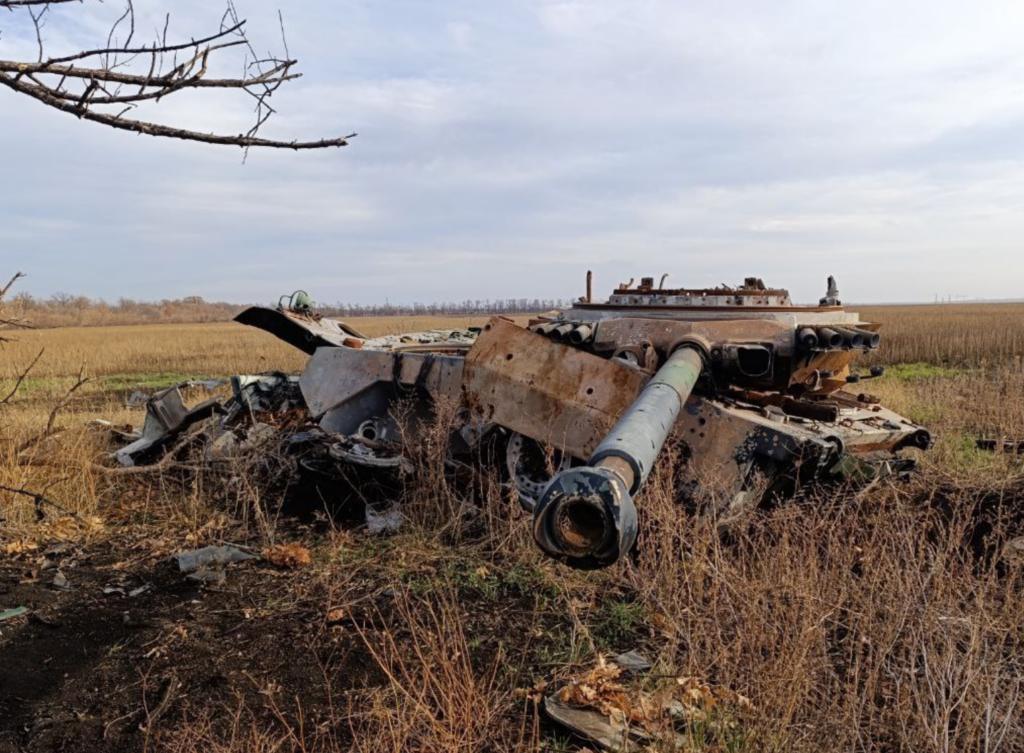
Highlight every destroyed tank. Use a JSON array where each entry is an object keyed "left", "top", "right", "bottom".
[{"left": 235, "top": 274, "right": 932, "bottom": 569}]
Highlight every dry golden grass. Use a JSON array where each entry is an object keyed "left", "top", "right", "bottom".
[
  {"left": 2, "top": 306, "right": 1022, "bottom": 535},
  {"left": 3, "top": 304, "right": 1024, "bottom": 753},
  {"left": 0, "top": 315, "right": 506, "bottom": 383},
  {"left": 857, "top": 302, "right": 1024, "bottom": 368}
]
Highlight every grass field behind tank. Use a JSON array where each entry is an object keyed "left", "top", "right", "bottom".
[{"left": 1, "top": 304, "right": 1023, "bottom": 752}]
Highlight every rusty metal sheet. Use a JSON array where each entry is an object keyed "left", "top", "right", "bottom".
[
  {"left": 235, "top": 307, "right": 367, "bottom": 354},
  {"left": 592, "top": 318, "right": 793, "bottom": 356},
  {"left": 464, "top": 318, "right": 648, "bottom": 459},
  {"left": 301, "top": 347, "right": 464, "bottom": 418},
  {"left": 789, "top": 350, "right": 853, "bottom": 393}
]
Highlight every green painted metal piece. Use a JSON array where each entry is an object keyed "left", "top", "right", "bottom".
[{"left": 0, "top": 606, "right": 29, "bottom": 622}]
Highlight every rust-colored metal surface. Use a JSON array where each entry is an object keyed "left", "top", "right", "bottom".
[
  {"left": 301, "top": 347, "right": 464, "bottom": 418},
  {"left": 235, "top": 306, "right": 367, "bottom": 354},
  {"left": 208, "top": 273, "right": 932, "bottom": 569},
  {"left": 592, "top": 317, "right": 793, "bottom": 354},
  {"left": 464, "top": 317, "right": 647, "bottom": 459},
  {"left": 573, "top": 303, "right": 841, "bottom": 313},
  {"left": 790, "top": 350, "right": 854, "bottom": 393}
]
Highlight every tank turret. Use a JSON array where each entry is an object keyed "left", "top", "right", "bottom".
[{"left": 237, "top": 272, "right": 932, "bottom": 569}]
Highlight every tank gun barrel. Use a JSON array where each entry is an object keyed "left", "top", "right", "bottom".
[{"left": 532, "top": 346, "right": 704, "bottom": 569}]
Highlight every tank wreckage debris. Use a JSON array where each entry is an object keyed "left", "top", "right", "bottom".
[{"left": 101, "top": 274, "right": 932, "bottom": 569}]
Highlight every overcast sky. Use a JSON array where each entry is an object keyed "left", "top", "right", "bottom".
[{"left": 2, "top": 0, "right": 1023, "bottom": 305}]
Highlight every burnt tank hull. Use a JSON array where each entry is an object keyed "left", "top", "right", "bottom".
[{"left": 237, "top": 275, "right": 931, "bottom": 568}]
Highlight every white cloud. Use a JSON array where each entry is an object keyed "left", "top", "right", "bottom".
[
  {"left": 2, "top": 0, "right": 1023, "bottom": 304},
  {"left": 446, "top": 21, "right": 474, "bottom": 49}
]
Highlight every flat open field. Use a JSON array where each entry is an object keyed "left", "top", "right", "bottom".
[
  {"left": 0, "top": 315, "right": 510, "bottom": 382},
  {"left": 2, "top": 304, "right": 1023, "bottom": 753}
]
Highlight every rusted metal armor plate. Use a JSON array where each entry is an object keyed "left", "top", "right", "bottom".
[
  {"left": 464, "top": 318, "right": 648, "bottom": 460},
  {"left": 235, "top": 307, "right": 367, "bottom": 354},
  {"left": 592, "top": 318, "right": 794, "bottom": 355},
  {"left": 301, "top": 347, "right": 464, "bottom": 418}
]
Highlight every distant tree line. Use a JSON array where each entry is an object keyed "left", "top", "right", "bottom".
[
  {"left": 320, "top": 298, "right": 569, "bottom": 318},
  {"left": 8, "top": 293, "right": 245, "bottom": 329},
  {"left": 8, "top": 292, "right": 564, "bottom": 329}
]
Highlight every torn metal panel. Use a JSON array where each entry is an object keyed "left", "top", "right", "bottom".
[
  {"left": 298, "top": 347, "right": 466, "bottom": 444},
  {"left": 230, "top": 375, "right": 303, "bottom": 413},
  {"left": 463, "top": 317, "right": 648, "bottom": 460},
  {"left": 234, "top": 306, "right": 368, "bottom": 354},
  {"left": 543, "top": 697, "right": 642, "bottom": 752},
  {"left": 300, "top": 348, "right": 465, "bottom": 419},
  {"left": 114, "top": 387, "right": 223, "bottom": 467}
]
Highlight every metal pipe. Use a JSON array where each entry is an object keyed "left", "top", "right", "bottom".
[
  {"left": 835, "top": 328, "right": 864, "bottom": 348},
  {"left": 586, "top": 270, "right": 593, "bottom": 303},
  {"left": 851, "top": 328, "right": 881, "bottom": 349},
  {"left": 816, "top": 327, "right": 844, "bottom": 349},
  {"left": 552, "top": 323, "right": 575, "bottom": 341},
  {"left": 797, "top": 327, "right": 819, "bottom": 349},
  {"left": 568, "top": 324, "right": 594, "bottom": 345},
  {"left": 533, "top": 346, "right": 704, "bottom": 569}
]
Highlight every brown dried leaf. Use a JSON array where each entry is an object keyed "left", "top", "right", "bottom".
[
  {"left": 263, "top": 542, "right": 312, "bottom": 569},
  {"left": 2, "top": 539, "right": 39, "bottom": 557},
  {"left": 557, "top": 656, "right": 634, "bottom": 720},
  {"left": 515, "top": 679, "right": 549, "bottom": 705}
]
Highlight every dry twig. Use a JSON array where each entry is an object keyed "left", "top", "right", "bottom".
[
  {"left": 0, "top": 1, "right": 352, "bottom": 149},
  {"left": 14, "top": 366, "right": 90, "bottom": 454},
  {"left": 1, "top": 348, "right": 43, "bottom": 405},
  {"left": 0, "top": 272, "right": 28, "bottom": 343}
]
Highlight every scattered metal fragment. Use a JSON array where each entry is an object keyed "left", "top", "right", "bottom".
[
  {"left": 0, "top": 606, "right": 29, "bottom": 622},
  {"left": 115, "top": 386, "right": 224, "bottom": 467},
  {"left": 175, "top": 545, "right": 258, "bottom": 574},
  {"left": 366, "top": 505, "right": 403, "bottom": 535},
  {"left": 1003, "top": 537, "right": 1024, "bottom": 565},
  {"left": 330, "top": 440, "right": 415, "bottom": 474},
  {"left": 103, "top": 583, "right": 152, "bottom": 597},
  {"left": 127, "top": 391, "right": 152, "bottom": 408},
  {"left": 230, "top": 374, "right": 303, "bottom": 414},
  {"left": 544, "top": 657, "right": 752, "bottom": 752},
  {"left": 127, "top": 380, "right": 226, "bottom": 408},
  {"left": 186, "top": 569, "right": 227, "bottom": 585},
  {"left": 976, "top": 437, "right": 1024, "bottom": 454},
  {"left": 612, "top": 650, "right": 652, "bottom": 675},
  {"left": 543, "top": 696, "right": 644, "bottom": 752}
]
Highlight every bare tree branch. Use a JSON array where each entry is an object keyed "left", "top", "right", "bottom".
[
  {"left": 0, "top": 1, "right": 353, "bottom": 149},
  {"left": 0, "top": 272, "right": 28, "bottom": 343},
  {"left": 0, "top": 0, "right": 85, "bottom": 7},
  {"left": 1, "top": 348, "right": 43, "bottom": 405},
  {"left": 14, "top": 366, "right": 90, "bottom": 456},
  {"left": 0, "top": 272, "right": 26, "bottom": 301}
]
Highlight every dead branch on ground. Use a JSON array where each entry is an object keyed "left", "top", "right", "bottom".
[{"left": 0, "top": 482, "right": 82, "bottom": 520}]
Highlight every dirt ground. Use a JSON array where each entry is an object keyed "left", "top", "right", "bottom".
[
  {"left": 0, "top": 506, "right": 578, "bottom": 753},
  {"left": 1, "top": 526, "right": 350, "bottom": 752}
]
